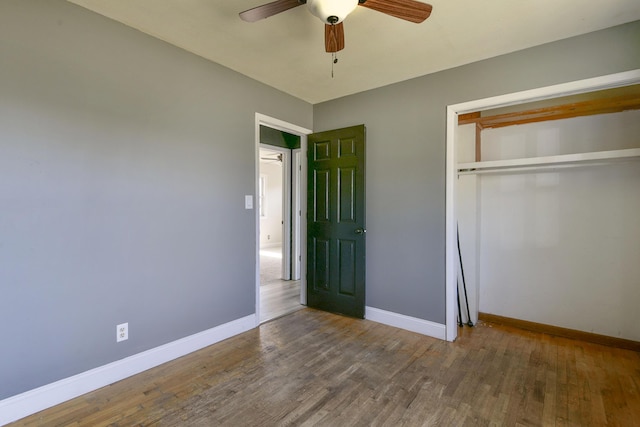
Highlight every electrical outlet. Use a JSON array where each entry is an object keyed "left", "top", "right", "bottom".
[{"left": 116, "top": 323, "right": 128, "bottom": 342}]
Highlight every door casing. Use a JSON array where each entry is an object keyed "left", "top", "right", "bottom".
[{"left": 254, "top": 114, "right": 312, "bottom": 325}]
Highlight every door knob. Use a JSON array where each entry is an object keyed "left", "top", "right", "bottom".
[{"left": 355, "top": 228, "right": 366, "bottom": 234}]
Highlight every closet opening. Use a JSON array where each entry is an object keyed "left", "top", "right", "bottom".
[{"left": 445, "top": 70, "right": 640, "bottom": 343}]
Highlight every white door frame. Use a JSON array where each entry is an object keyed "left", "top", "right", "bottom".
[
  {"left": 255, "top": 113, "right": 312, "bottom": 325},
  {"left": 292, "top": 148, "right": 302, "bottom": 281},
  {"left": 444, "top": 69, "right": 640, "bottom": 342}
]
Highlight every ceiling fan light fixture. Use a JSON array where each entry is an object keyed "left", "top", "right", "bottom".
[{"left": 307, "top": 0, "right": 358, "bottom": 24}]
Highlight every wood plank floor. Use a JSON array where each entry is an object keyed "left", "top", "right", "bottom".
[
  {"left": 260, "top": 280, "right": 303, "bottom": 322},
  {"left": 11, "top": 309, "right": 640, "bottom": 426},
  {"left": 259, "top": 246, "right": 303, "bottom": 323}
]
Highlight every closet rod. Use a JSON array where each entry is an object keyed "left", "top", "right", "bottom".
[
  {"left": 457, "top": 147, "right": 640, "bottom": 176},
  {"left": 458, "top": 159, "right": 639, "bottom": 176}
]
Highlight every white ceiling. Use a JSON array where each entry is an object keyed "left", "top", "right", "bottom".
[{"left": 68, "top": 0, "right": 640, "bottom": 104}]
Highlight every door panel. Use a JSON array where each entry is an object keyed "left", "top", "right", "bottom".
[
  {"left": 313, "top": 168, "right": 330, "bottom": 222},
  {"left": 307, "top": 125, "right": 365, "bottom": 318},
  {"left": 338, "top": 239, "right": 356, "bottom": 296},
  {"left": 312, "top": 237, "right": 330, "bottom": 290},
  {"left": 339, "top": 167, "right": 356, "bottom": 222}
]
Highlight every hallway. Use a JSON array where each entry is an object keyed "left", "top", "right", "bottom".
[{"left": 259, "top": 246, "right": 303, "bottom": 322}]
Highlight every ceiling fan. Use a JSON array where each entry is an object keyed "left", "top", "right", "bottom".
[{"left": 239, "top": 0, "right": 433, "bottom": 53}]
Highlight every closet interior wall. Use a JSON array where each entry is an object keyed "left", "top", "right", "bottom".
[{"left": 457, "top": 109, "right": 640, "bottom": 341}]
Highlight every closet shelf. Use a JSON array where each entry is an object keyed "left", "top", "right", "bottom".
[{"left": 457, "top": 147, "right": 640, "bottom": 175}]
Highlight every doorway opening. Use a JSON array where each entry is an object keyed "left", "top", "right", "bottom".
[
  {"left": 259, "top": 144, "right": 300, "bottom": 321},
  {"left": 255, "top": 116, "right": 311, "bottom": 323}
]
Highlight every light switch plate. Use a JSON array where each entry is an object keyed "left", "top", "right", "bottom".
[{"left": 245, "top": 195, "right": 253, "bottom": 209}]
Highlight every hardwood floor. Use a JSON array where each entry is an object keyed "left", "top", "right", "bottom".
[
  {"left": 260, "top": 279, "right": 303, "bottom": 322},
  {"left": 259, "top": 246, "right": 303, "bottom": 322},
  {"left": 11, "top": 309, "right": 640, "bottom": 426}
]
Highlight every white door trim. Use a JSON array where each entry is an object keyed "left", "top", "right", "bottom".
[
  {"left": 255, "top": 114, "right": 312, "bottom": 325},
  {"left": 292, "top": 148, "right": 302, "bottom": 282},
  {"left": 444, "top": 69, "right": 640, "bottom": 342}
]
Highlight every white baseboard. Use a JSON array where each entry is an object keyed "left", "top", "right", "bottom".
[
  {"left": 0, "top": 314, "right": 256, "bottom": 426},
  {"left": 365, "top": 306, "right": 446, "bottom": 340}
]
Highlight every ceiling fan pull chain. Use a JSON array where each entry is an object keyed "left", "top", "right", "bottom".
[
  {"left": 329, "top": 21, "right": 338, "bottom": 78},
  {"left": 331, "top": 52, "right": 338, "bottom": 78}
]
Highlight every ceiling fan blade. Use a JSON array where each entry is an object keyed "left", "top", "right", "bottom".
[
  {"left": 239, "top": 0, "right": 304, "bottom": 23},
  {"left": 359, "top": 0, "right": 432, "bottom": 23},
  {"left": 325, "top": 22, "right": 345, "bottom": 53}
]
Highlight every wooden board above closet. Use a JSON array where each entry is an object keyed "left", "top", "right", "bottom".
[{"left": 458, "top": 84, "right": 640, "bottom": 161}]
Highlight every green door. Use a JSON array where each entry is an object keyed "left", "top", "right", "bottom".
[{"left": 307, "top": 125, "right": 366, "bottom": 318}]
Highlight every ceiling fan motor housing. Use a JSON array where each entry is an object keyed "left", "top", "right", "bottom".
[{"left": 307, "top": 0, "right": 358, "bottom": 24}]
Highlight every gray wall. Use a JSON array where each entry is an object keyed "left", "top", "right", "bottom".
[
  {"left": 1, "top": 0, "right": 638, "bottom": 403},
  {"left": 0, "top": 0, "right": 312, "bottom": 400},
  {"left": 313, "top": 21, "right": 640, "bottom": 324}
]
